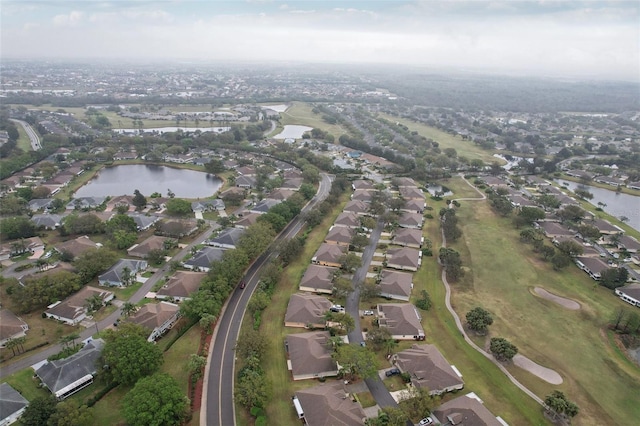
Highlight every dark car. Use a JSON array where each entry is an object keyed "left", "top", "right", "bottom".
[
  {"left": 239, "top": 280, "right": 246, "bottom": 289},
  {"left": 385, "top": 368, "right": 400, "bottom": 377}
]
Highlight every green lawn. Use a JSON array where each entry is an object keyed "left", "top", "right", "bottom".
[
  {"left": 0, "top": 368, "right": 50, "bottom": 401},
  {"left": 442, "top": 177, "right": 640, "bottom": 426},
  {"left": 280, "top": 101, "right": 348, "bottom": 139},
  {"left": 378, "top": 113, "right": 502, "bottom": 165},
  {"left": 159, "top": 322, "right": 201, "bottom": 396},
  {"left": 15, "top": 123, "right": 33, "bottom": 152},
  {"left": 91, "top": 385, "right": 129, "bottom": 426}
]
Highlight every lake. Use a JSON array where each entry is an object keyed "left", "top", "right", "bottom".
[
  {"left": 273, "top": 125, "right": 313, "bottom": 139},
  {"left": 75, "top": 165, "right": 222, "bottom": 199},
  {"left": 262, "top": 104, "right": 289, "bottom": 112},
  {"left": 556, "top": 179, "right": 640, "bottom": 232}
]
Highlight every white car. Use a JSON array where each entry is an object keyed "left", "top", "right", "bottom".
[
  {"left": 363, "top": 310, "right": 374, "bottom": 316},
  {"left": 419, "top": 418, "right": 433, "bottom": 426}
]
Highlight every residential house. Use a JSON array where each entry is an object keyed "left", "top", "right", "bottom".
[
  {"left": 191, "top": 199, "right": 225, "bottom": 213},
  {"left": 377, "top": 303, "right": 425, "bottom": 340},
  {"left": 219, "top": 186, "right": 246, "bottom": 199},
  {"left": 565, "top": 170, "right": 595, "bottom": 180},
  {"left": 394, "top": 177, "right": 418, "bottom": 188},
  {"left": 537, "top": 221, "right": 576, "bottom": 239},
  {"left": 378, "top": 270, "right": 413, "bottom": 301},
  {"left": 35, "top": 338, "right": 105, "bottom": 400},
  {"left": 235, "top": 213, "right": 260, "bottom": 229},
  {"left": 27, "top": 198, "right": 54, "bottom": 212},
  {"left": 207, "top": 227, "right": 245, "bottom": 249},
  {"left": 55, "top": 236, "right": 101, "bottom": 259},
  {"left": 324, "top": 226, "right": 354, "bottom": 247},
  {"left": 481, "top": 176, "right": 510, "bottom": 187},
  {"left": 0, "top": 310, "right": 29, "bottom": 348},
  {"left": 399, "top": 187, "right": 425, "bottom": 201},
  {"left": 286, "top": 331, "right": 338, "bottom": 380},
  {"left": 627, "top": 181, "right": 640, "bottom": 190},
  {"left": 45, "top": 286, "right": 114, "bottom": 325},
  {"left": 386, "top": 247, "right": 421, "bottom": 272},
  {"left": 343, "top": 200, "right": 369, "bottom": 216},
  {"left": 594, "top": 176, "right": 624, "bottom": 187},
  {"left": 98, "top": 259, "right": 147, "bottom": 287},
  {"left": 299, "top": 265, "right": 337, "bottom": 294},
  {"left": 615, "top": 284, "right": 640, "bottom": 308},
  {"left": 284, "top": 293, "right": 332, "bottom": 328},
  {"left": 392, "top": 228, "right": 423, "bottom": 249},
  {"left": 66, "top": 197, "right": 106, "bottom": 210},
  {"left": 293, "top": 382, "right": 366, "bottom": 426},
  {"left": 236, "top": 175, "right": 257, "bottom": 189},
  {"left": 524, "top": 176, "right": 549, "bottom": 186},
  {"left": 128, "top": 301, "right": 180, "bottom": 342},
  {"left": 617, "top": 235, "right": 640, "bottom": 254},
  {"left": 127, "top": 235, "right": 170, "bottom": 259},
  {"left": 113, "top": 151, "right": 138, "bottom": 161},
  {"left": 236, "top": 166, "right": 256, "bottom": 176},
  {"left": 352, "top": 179, "right": 374, "bottom": 191},
  {"left": 183, "top": 247, "right": 225, "bottom": 272},
  {"left": 575, "top": 256, "right": 610, "bottom": 281},
  {"left": 397, "top": 212, "right": 423, "bottom": 229},
  {"left": 333, "top": 212, "right": 360, "bottom": 229},
  {"left": 267, "top": 188, "right": 295, "bottom": 201},
  {"left": 392, "top": 344, "right": 464, "bottom": 395},
  {"left": 3, "top": 236, "right": 45, "bottom": 257},
  {"left": 250, "top": 199, "right": 281, "bottom": 214},
  {"left": 588, "top": 218, "right": 624, "bottom": 236},
  {"left": 105, "top": 195, "right": 134, "bottom": 212},
  {"left": 155, "top": 219, "right": 199, "bottom": 238},
  {"left": 31, "top": 214, "right": 65, "bottom": 230},
  {"left": 156, "top": 271, "right": 206, "bottom": 302},
  {"left": 312, "top": 243, "right": 346, "bottom": 268},
  {"left": 127, "top": 213, "right": 160, "bottom": 231},
  {"left": 281, "top": 178, "right": 303, "bottom": 190},
  {"left": 400, "top": 198, "right": 427, "bottom": 214},
  {"left": 432, "top": 393, "right": 505, "bottom": 426},
  {"left": 351, "top": 189, "right": 373, "bottom": 203},
  {"left": 508, "top": 195, "right": 538, "bottom": 208},
  {"left": 0, "top": 382, "right": 28, "bottom": 426}
]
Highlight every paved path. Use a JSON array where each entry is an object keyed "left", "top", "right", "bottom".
[
  {"left": 438, "top": 174, "right": 544, "bottom": 406},
  {"left": 0, "top": 225, "right": 217, "bottom": 379},
  {"left": 10, "top": 119, "right": 41, "bottom": 150}
]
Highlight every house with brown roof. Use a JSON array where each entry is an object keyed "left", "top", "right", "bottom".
[
  {"left": 393, "top": 177, "right": 418, "bottom": 188},
  {"left": 377, "top": 303, "right": 425, "bottom": 340},
  {"left": 235, "top": 213, "right": 260, "bottom": 229},
  {"left": 400, "top": 198, "right": 427, "bottom": 214},
  {"left": 156, "top": 271, "right": 205, "bottom": 302},
  {"left": 575, "top": 256, "right": 610, "bottom": 280},
  {"left": 324, "top": 226, "right": 355, "bottom": 247},
  {"left": 127, "top": 235, "right": 170, "bottom": 259},
  {"left": 293, "top": 382, "right": 366, "bottom": 426},
  {"left": 0, "top": 310, "right": 29, "bottom": 348},
  {"left": 45, "top": 286, "right": 114, "bottom": 325},
  {"left": 352, "top": 179, "right": 374, "bottom": 191},
  {"left": 282, "top": 178, "right": 303, "bottom": 190},
  {"left": 312, "top": 243, "right": 346, "bottom": 268},
  {"left": 537, "top": 221, "right": 576, "bottom": 239},
  {"left": 268, "top": 188, "right": 295, "bottom": 201},
  {"left": 343, "top": 200, "right": 370, "bottom": 216},
  {"left": 155, "top": 219, "right": 199, "bottom": 238},
  {"left": 299, "top": 265, "right": 337, "bottom": 294},
  {"left": 378, "top": 270, "right": 413, "bottom": 301},
  {"left": 615, "top": 284, "right": 640, "bottom": 308},
  {"left": 433, "top": 393, "right": 505, "bottom": 426},
  {"left": 617, "top": 235, "right": 640, "bottom": 254},
  {"left": 351, "top": 189, "right": 373, "bottom": 203},
  {"left": 399, "top": 187, "right": 425, "bottom": 201},
  {"left": 334, "top": 212, "right": 360, "bottom": 229},
  {"left": 284, "top": 293, "right": 332, "bottom": 328},
  {"left": 392, "top": 228, "right": 423, "bottom": 248},
  {"left": 397, "top": 212, "right": 423, "bottom": 229},
  {"left": 128, "top": 301, "right": 180, "bottom": 342},
  {"left": 286, "top": 331, "right": 338, "bottom": 380},
  {"left": 392, "top": 344, "right": 464, "bottom": 395},
  {"left": 588, "top": 218, "right": 624, "bottom": 235},
  {"left": 386, "top": 247, "right": 421, "bottom": 272}
]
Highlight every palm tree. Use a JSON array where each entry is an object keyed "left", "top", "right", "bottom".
[
  {"left": 121, "top": 301, "right": 137, "bottom": 318},
  {"left": 120, "top": 266, "right": 132, "bottom": 287}
]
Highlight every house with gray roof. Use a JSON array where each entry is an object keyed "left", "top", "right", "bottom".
[
  {"left": 127, "top": 235, "right": 170, "bottom": 258},
  {"left": 299, "top": 265, "right": 337, "bottom": 294},
  {"left": 236, "top": 175, "right": 257, "bottom": 189},
  {"left": 155, "top": 219, "right": 199, "bottom": 238},
  {"left": 281, "top": 178, "right": 303, "bottom": 190},
  {"left": 35, "top": 338, "right": 105, "bottom": 399},
  {"left": 324, "top": 226, "right": 354, "bottom": 247},
  {"left": 156, "top": 271, "right": 205, "bottom": 302},
  {"left": 285, "top": 293, "right": 332, "bottom": 328},
  {"left": 45, "top": 286, "right": 114, "bottom": 325},
  {"left": 127, "top": 213, "right": 160, "bottom": 231},
  {"left": 66, "top": 197, "right": 106, "bottom": 210},
  {"left": 333, "top": 212, "right": 360, "bottom": 229},
  {"left": 400, "top": 198, "right": 427, "bottom": 214},
  {"left": 191, "top": 199, "right": 225, "bottom": 212},
  {"left": 250, "top": 199, "right": 281, "bottom": 214},
  {"left": 351, "top": 189, "right": 374, "bottom": 203},
  {"left": 98, "top": 259, "right": 147, "bottom": 287},
  {"left": 235, "top": 213, "right": 260, "bottom": 229},
  {"left": 183, "top": 247, "right": 225, "bottom": 272},
  {"left": 0, "top": 310, "right": 29, "bottom": 348},
  {"left": 27, "top": 198, "right": 54, "bottom": 212},
  {"left": 294, "top": 382, "right": 366, "bottom": 426},
  {"left": 392, "top": 228, "right": 423, "bottom": 248},
  {"left": 399, "top": 187, "right": 425, "bottom": 201},
  {"left": 377, "top": 303, "right": 425, "bottom": 340},
  {"left": 575, "top": 256, "right": 610, "bottom": 281},
  {"left": 392, "top": 344, "right": 464, "bottom": 395},
  {"left": 615, "top": 284, "right": 640, "bottom": 308},
  {"left": 378, "top": 270, "right": 413, "bottom": 301},
  {"left": 312, "top": 243, "right": 346, "bottom": 268},
  {"left": 433, "top": 393, "right": 505, "bottom": 426},
  {"left": 31, "top": 214, "right": 65, "bottom": 230},
  {"left": 0, "top": 382, "right": 28, "bottom": 426},
  {"left": 207, "top": 227, "right": 245, "bottom": 249},
  {"left": 343, "top": 200, "right": 369, "bottom": 216},
  {"left": 286, "top": 331, "right": 338, "bottom": 380},
  {"left": 386, "top": 247, "right": 421, "bottom": 272},
  {"left": 397, "top": 212, "right": 423, "bottom": 229}
]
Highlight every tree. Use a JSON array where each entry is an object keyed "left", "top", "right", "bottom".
[
  {"left": 359, "top": 280, "right": 380, "bottom": 301},
  {"left": 187, "top": 354, "right": 207, "bottom": 381},
  {"left": 132, "top": 189, "right": 147, "bottom": 209},
  {"left": 299, "top": 182, "right": 316, "bottom": 200},
  {"left": 112, "top": 229, "right": 137, "bottom": 250},
  {"left": 366, "top": 407, "right": 409, "bottom": 426},
  {"left": 121, "top": 301, "right": 138, "bottom": 317},
  {"left": 350, "top": 233, "right": 370, "bottom": 251},
  {"left": 332, "top": 276, "right": 353, "bottom": 298},
  {"left": 415, "top": 289, "right": 432, "bottom": 311},
  {"left": 236, "top": 328, "right": 268, "bottom": 359},
  {"left": 600, "top": 267, "right": 629, "bottom": 290},
  {"left": 47, "top": 401, "right": 93, "bottom": 426},
  {"left": 199, "top": 313, "right": 217, "bottom": 334},
  {"left": 0, "top": 216, "right": 36, "bottom": 239},
  {"left": 165, "top": 198, "right": 192, "bottom": 216},
  {"left": 439, "top": 247, "right": 463, "bottom": 281},
  {"left": 21, "top": 396, "right": 57, "bottom": 426},
  {"left": 340, "top": 252, "right": 362, "bottom": 273},
  {"left": 147, "top": 248, "right": 166, "bottom": 266},
  {"left": 73, "top": 248, "right": 119, "bottom": 283},
  {"left": 490, "top": 337, "right": 518, "bottom": 361},
  {"left": 11, "top": 270, "right": 82, "bottom": 313},
  {"left": 326, "top": 311, "right": 355, "bottom": 333},
  {"left": 398, "top": 386, "right": 433, "bottom": 421},
  {"left": 514, "top": 206, "right": 545, "bottom": 228},
  {"left": 235, "top": 368, "right": 270, "bottom": 409},
  {"left": 544, "top": 390, "right": 579, "bottom": 422},
  {"left": 204, "top": 158, "right": 225, "bottom": 174},
  {"left": 180, "top": 289, "right": 220, "bottom": 321},
  {"left": 576, "top": 224, "right": 601, "bottom": 240},
  {"left": 122, "top": 373, "right": 189, "bottom": 426},
  {"left": 556, "top": 240, "right": 584, "bottom": 257},
  {"left": 366, "top": 327, "right": 393, "bottom": 352},
  {"left": 540, "top": 245, "right": 555, "bottom": 260},
  {"left": 332, "top": 344, "right": 379, "bottom": 381},
  {"left": 105, "top": 214, "right": 137, "bottom": 235},
  {"left": 84, "top": 295, "right": 104, "bottom": 314},
  {"left": 557, "top": 205, "right": 585, "bottom": 223},
  {"left": 102, "top": 326, "right": 163, "bottom": 385},
  {"left": 536, "top": 194, "right": 561, "bottom": 210},
  {"left": 466, "top": 307, "right": 493, "bottom": 335},
  {"left": 237, "top": 221, "right": 275, "bottom": 259},
  {"left": 551, "top": 252, "right": 572, "bottom": 270}
]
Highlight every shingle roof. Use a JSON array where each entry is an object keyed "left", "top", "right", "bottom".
[
  {"left": 0, "top": 382, "right": 28, "bottom": 421},
  {"left": 433, "top": 394, "right": 503, "bottom": 426},
  {"left": 286, "top": 331, "right": 337, "bottom": 378},
  {"left": 394, "top": 344, "right": 463, "bottom": 393},
  {"left": 377, "top": 303, "right": 425, "bottom": 337},
  {"left": 378, "top": 270, "right": 413, "bottom": 299},
  {"left": 299, "top": 265, "right": 336, "bottom": 292},
  {"left": 285, "top": 293, "right": 332, "bottom": 326},
  {"left": 156, "top": 271, "right": 205, "bottom": 299},
  {"left": 184, "top": 247, "right": 225, "bottom": 269},
  {"left": 295, "top": 382, "right": 365, "bottom": 426},
  {"left": 129, "top": 302, "right": 179, "bottom": 332}
]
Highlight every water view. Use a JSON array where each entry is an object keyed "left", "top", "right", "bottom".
[
  {"left": 75, "top": 165, "right": 222, "bottom": 199},
  {"left": 113, "top": 126, "right": 230, "bottom": 134},
  {"left": 262, "top": 104, "right": 289, "bottom": 112},
  {"left": 557, "top": 179, "right": 640, "bottom": 232},
  {"left": 273, "top": 125, "right": 313, "bottom": 139}
]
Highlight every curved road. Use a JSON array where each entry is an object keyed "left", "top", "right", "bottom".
[
  {"left": 0, "top": 226, "right": 217, "bottom": 379},
  {"left": 439, "top": 175, "right": 544, "bottom": 405},
  {"left": 10, "top": 119, "right": 41, "bottom": 151},
  {"left": 202, "top": 173, "right": 333, "bottom": 426}
]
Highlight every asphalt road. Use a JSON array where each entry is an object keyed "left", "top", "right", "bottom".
[
  {"left": 10, "top": 119, "right": 41, "bottom": 151},
  {"left": 0, "top": 225, "right": 217, "bottom": 380},
  {"left": 202, "top": 173, "right": 332, "bottom": 426}
]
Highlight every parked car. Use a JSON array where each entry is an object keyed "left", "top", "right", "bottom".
[
  {"left": 330, "top": 305, "right": 345, "bottom": 312},
  {"left": 385, "top": 368, "right": 400, "bottom": 377},
  {"left": 419, "top": 418, "right": 433, "bottom": 425},
  {"left": 363, "top": 310, "right": 374, "bottom": 316}
]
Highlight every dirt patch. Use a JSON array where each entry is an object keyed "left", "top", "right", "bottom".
[
  {"left": 513, "top": 354, "right": 563, "bottom": 385},
  {"left": 533, "top": 287, "right": 580, "bottom": 310}
]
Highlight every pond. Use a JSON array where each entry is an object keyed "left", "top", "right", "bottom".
[
  {"left": 75, "top": 165, "right": 222, "bottom": 199},
  {"left": 556, "top": 179, "right": 640, "bottom": 232},
  {"left": 273, "top": 125, "right": 313, "bottom": 139},
  {"left": 262, "top": 104, "right": 289, "bottom": 112}
]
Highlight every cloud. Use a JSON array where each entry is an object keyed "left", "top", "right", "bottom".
[{"left": 52, "top": 10, "right": 84, "bottom": 27}]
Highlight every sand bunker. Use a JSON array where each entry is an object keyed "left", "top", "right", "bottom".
[
  {"left": 513, "top": 354, "right": 563, "bottom": 385},
  {"left": 534, "top": 287, "right": 580, "bottom": 310}
]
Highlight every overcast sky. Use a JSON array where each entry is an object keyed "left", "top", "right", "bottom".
[{"left": 2, "top": 1, "right": 638, "bottom": 81}]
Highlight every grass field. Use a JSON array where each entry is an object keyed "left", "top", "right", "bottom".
[
  {"left": 442, "top": 177, "right": 640, "bottom": 425},
  {"left": 280, "top": 101, "right": 348, "bottom": 139},
  {"left": 15, "top": 122, "right": 33, "bottom": 152},
  {"left": 378, "top": 113, "right": 501, "bottom": 165}
]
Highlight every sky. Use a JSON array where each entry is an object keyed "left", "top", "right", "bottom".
[{"left": 1, "top": 0, "right": 639, "bottom": 81}]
